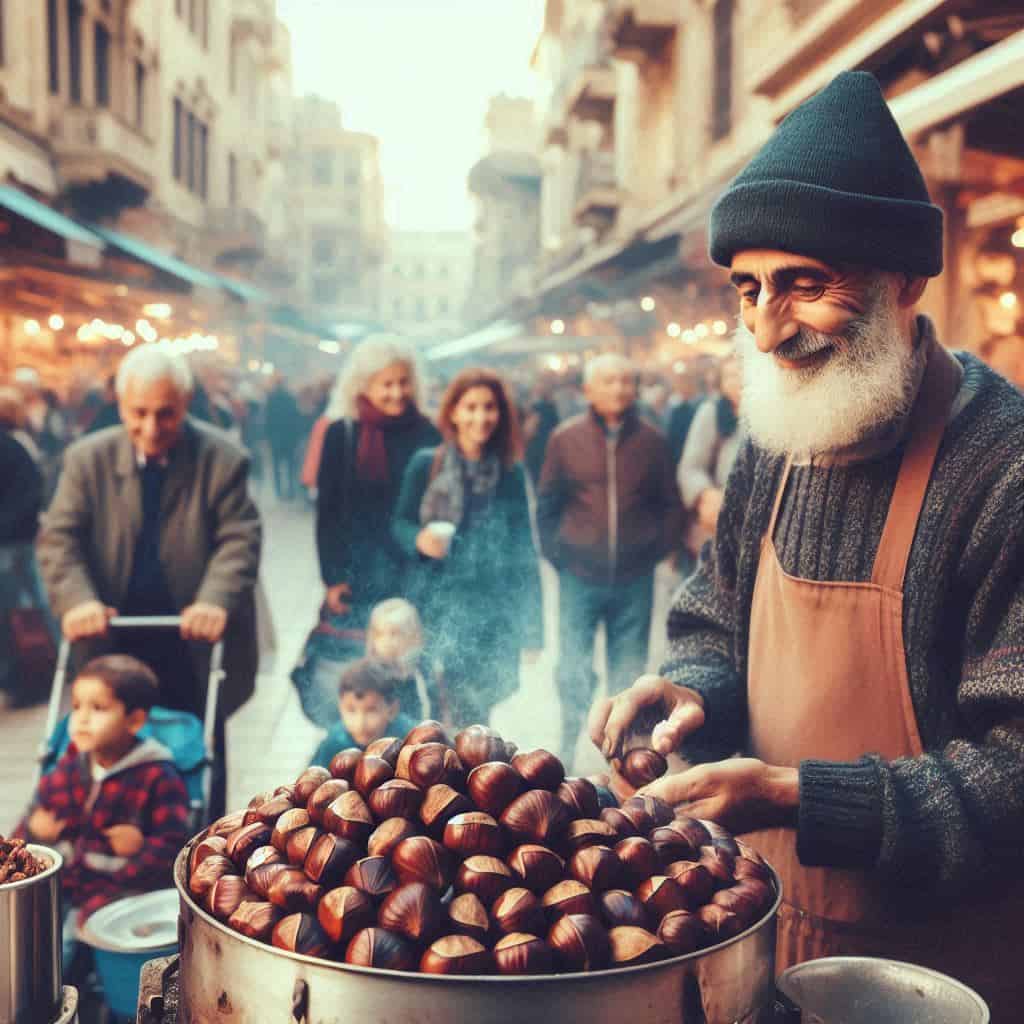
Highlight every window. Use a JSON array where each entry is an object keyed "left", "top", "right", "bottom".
[
  {"left": 47, "top": 0, "right": 60, "bottom": 93},
  {"left": 228, "top": 152, "right": 238, "bottom": 206},
  {"left": 68, "top": 0, "right": 83, "bottom": 104},
  {"left": 173, "top": 98, "right": 184, "bottom": 180},
  {"left": 312, "top": 149, "right": 333, "bottom": 186},
  {"left": 94, "top": 22, "right": 110, "bottom": 107},
  {"left": 134, "top": 60, "right": 145, "bottom": 129},
  {"left": 186, "top": 110, "right": 196, "bottom": 191},
  {"left": 711, "top": 0, "right": 733, "bottom": 142},
  {"left": 196, "top": 121, "right": 209, "bottom": 199}
]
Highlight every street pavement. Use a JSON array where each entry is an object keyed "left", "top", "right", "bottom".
[{"left": 0, "top": 484, "right": 677, "bottom": 833}]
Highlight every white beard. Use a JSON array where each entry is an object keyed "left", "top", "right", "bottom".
[{"left": 735, "top": 285, "right": 925, "bottom": 458}]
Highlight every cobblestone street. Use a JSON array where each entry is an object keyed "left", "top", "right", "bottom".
[{"left": 1, "top": 483, "right": 676, "bottom": 833}]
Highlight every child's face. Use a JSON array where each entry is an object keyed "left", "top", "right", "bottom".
[
  {"left": 338, "top": 690, "right": 399, "bottom": 747},
  {"left": 370, "top": 623, "right": 415, "bottom": 662},
  {"left": 70, "top": 676, "right": 145, "bottom": 759}
]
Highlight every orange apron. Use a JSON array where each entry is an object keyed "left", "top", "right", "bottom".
[{"left": 745, "top": 337, "right": 1021, "bottom": 1021}]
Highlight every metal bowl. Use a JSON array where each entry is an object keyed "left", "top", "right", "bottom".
[{"left": 174, "top": 841, "right": 782, "bottom": 1024}]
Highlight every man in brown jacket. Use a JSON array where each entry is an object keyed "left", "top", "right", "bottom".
[
  {"left": 537, "top": 353, "right": 683, "bottom": 765},
  {"left": 37, "top": 346, "right": 262, "bottom": 818}
]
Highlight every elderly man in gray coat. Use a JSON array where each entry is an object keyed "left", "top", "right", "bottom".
[{"left": 37, "top": 345, "right": 262, "bottom": 818}]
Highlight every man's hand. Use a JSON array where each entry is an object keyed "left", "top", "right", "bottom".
[
  {"left": 181, "top": 603, "right": 228, "bottom": 643},
  {"left": 27, "top": 807, "right": 66, "bottom": 843},
  {"left": 104, "top": 824, "right": 145, "bottom": 857},
  {"left": 588, "top": 674, "right": 706, "bottom": 761},
  {"left": 639, "top": 757, "right": 798, "bottom": 834},
  {"left": 696, "top": 487, "right": 725, "bottom": 532},
  {"left": 416, "top": 528, "right": 449, "bottom": 560},
  {"left": 325, "top": 583, "right": 352, "bottom": 616},
  {"left": 62, "top": 600, "right": 116, "bottom": 641}
]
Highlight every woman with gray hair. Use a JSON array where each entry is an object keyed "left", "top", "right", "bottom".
[{"left": 299, "top": 337, "right": 439, "bottom": 725}]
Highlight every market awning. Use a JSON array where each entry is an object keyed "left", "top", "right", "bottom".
[
  {"left": 90, "top": 225, "right": 226, "bottom": 295},
  {"left": 426, "top": 320, "right": 525, "bottom": 361},
  {"left": 0, "top": 185, "right": 103, "bottom": 267}
]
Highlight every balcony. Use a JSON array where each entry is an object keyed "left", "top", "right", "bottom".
[
  {"left": 52, "top": 108, "right": 153, "bottom": 211},
  {"left": 574, "top": 150, "right": 621, "bottom": 232},
  {"left": 207, "top": 206, "right": 267, "bottom": 264},
  {"left": 607, "top": 0, "right": 679, "bottom": 60}
]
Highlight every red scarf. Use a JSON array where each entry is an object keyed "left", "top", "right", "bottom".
[{"left": 355, "top": 395, "right": 422, "bottom": 483}]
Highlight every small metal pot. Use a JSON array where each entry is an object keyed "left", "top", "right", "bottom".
[{"left": 0, "top": 844, "right": 64, "bottom": 1024}]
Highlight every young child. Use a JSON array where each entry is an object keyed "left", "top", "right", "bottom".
[
  {"left": 19, "top": 655, "right": 190, "bottom": 957},
  {"left": 308, "top": 657, "right": 419, "bottom": 768},
  {"left": 365, "top": 598, "right": 439, "bottom": 722}
]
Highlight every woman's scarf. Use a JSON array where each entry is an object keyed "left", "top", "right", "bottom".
[
  {"left": 419, "top": 443, "right": 501, "bottom": 528},
  {"left": 355, "top": 395, "right": 421, "bottom": 483}
]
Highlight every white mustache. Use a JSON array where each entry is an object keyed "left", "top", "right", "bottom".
[{"left": 774, "top": 332, "right": 836, "bottom": 361}]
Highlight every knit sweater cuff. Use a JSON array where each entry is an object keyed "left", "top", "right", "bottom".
[{"left": 797, "top": 758, "right": 882, "bottom": 869}]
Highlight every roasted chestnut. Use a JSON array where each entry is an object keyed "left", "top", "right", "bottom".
[
  {"left": 188, "top": 853, "right": 234, "bottom": 900},
  {"left": 420, "top": 934, "right": 491, "bottom": 975},
  {"left": 321, "top": 791, "right": 374, "bottom": 845},
  {"left": 391, "top": 836, "right": 454, "bottom": 891},
  {"left": 266, "top": 867, "right": 323, "bottom": 913},
  {"left": 244, "top": 858, "right": 289, "bottom": 900},
  {"left": 734, "top": 839, "right": 766, "bottom": 865},
  {"left": 650, "top": 824, "right": 700, "bottom": 868},
  {"left": 270, "top": 808, "right": 311, "bottom": 853},
  {"left": 207, "top": 810, "right": 246, "bottom": 838},
  {"left": 697, "top": 903, "right": 744, "bottom": 942},
  {"left": 541, "top": 880, "right": 597, "bottom": 920},
  {"left": 248, "top": 795, "right": 295, "bottom": 828},
  {"left": 455, "top": 724, "right": 511, "bottom": 768},
  {"left": 556, "top": 777, "right": 601, "bottom": 819},
  {"left": 419, "top": 784, "right": 472, "bottom": 836},
  {"left": 466, "top": 761, "right": 523, "bottom": 817},
  {"left": 285, "top": 825, "right": 322, "bottom": 867},
  {"left": 671, "top": 814, "right": 712, "bottom": 850},
  {"left": 367, "top": 817, "right": 421, "bottom": 859},
  {"left": 607, "top": 926, "right": 667, "bottom": 966},
  {"left": 205, "top": 875, "right": 257, "bottom": 921},
  {"left": 328, "top": 748, "right": 363, "bottom": 783},
  {"left": 664, "top": 861, "right": 715, "bottom": 909},
  {"left": 378, "top": 882, "right": 443, "bottom": 944},
  {"left": 698, "top": 846, "right": 736, "bottom": 888},
  {"left": 564, "top": 818, "right": 619, "bottom": 853},
  {"left": 443, "top": 812, "right": 503, "bottom": 857},
  {"left": 446, "top": 892, "right": 490, "bottom": 943},
  {"left": 345, "top": 927, "right": 418, "bottom": 971},
  {"left": 619, "top": 748, "right": 668, "bottom": 789},
  {"left": 368, "top": 779, "right": 423, "bottom": 821},
  {"left": 500, "top": 790, "right": 571, "bottom": 846},
  {"left": 189, "top": 834, "right": 227, "bottom": 875},
  {"left": 491, "top": 886, "right": 545, "bottom": 936},
  {"left": 402, "top": 719, "right": 450, "bottom": 748},
  {"left": 657, "top": 909, "right": 706, "bottom": 955},
  {"left": 600, "top": 807, "right": 640, "bottom": 839},
  {"left": 317, "top": 884, "right": 376, "bottom": 944},
  {"left": 271, "top": 912, "right": 330, "bottom": 958},
  {"left": 396, "top": 743, "right": 464, "bottom": 790},
  {"left": 510, "top": 749, "right": 564, "bottom": 791},
  {"left": 353, "top": 755, "right": 395, "bottom": 797},
  {"left": 636, "top": 875, "right": 689, "bottom": 922},
  {"left": 303, "top": 833, "right": 360, "bottom": 887},
  {"left": 293, "top": 766, "right": 332, "bottom": 804},
  {"left": 507, "top": 843, "right": 565, "bottom": 895},
  {"left": 455, "top": 855, "right": 516, "bottom": 906},
  {"left": 733, "top": 855, "right": 772, "bottom": 884},
  {"left": 306, "top": 780, "right": 349, "bottom": 826},
  {"left": 712, "top": 879, "right": 773, "bottom": 925},
  {"left": 614, "top": 836, "right": 660, "bottom": 889},
  {"left": 598, "top": 889, "right": 649, "bottom": 929},
  {"left": 627, "top": 795, "right": 674, "bottom": 827},
  {"left": 343, "top": 856, "right": 398, "bottom": 900},
  {"left": 227, "top": 899, "right": 283, "bottom": 941},
  {"left": 364, "top": 735, "right": 403, "bottom": 766},
  {"left": 493, "top": 932, "right": 553, "bottom": 975},
  {"left": 569, "top": 845, "right": 621, "bottom": 893},
  {"left": 547, "top": 913, "right": 610, "bottom": 972}
]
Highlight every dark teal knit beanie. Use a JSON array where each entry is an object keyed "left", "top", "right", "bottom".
[{"left": 709, "top": 71, "right": 943, "bottom": 277}]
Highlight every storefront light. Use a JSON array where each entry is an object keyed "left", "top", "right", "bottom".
[
  {"left": 48, "top": 314, "right": 64, "bottom": 331},
  {"left": 248, "top": 359, "right": 261, "bottom": 372},
  {"left": 673, "top": 360, "right": 686, "bottom": 373},
  {"left": 319, "top": 340, "right": 341, "bottom": 354},
  {"left": 24, "top": 319, "right": 40, "bottom": 335},
  {"left": 667, "top": 322, "right": 681, "bottom": 338},
  {"left": 546, "top": 355, "right": 564, "bottom": 371},
  {"left": 682, "top": 329, "right": 697, "bottom": 344},
  {"left": 103, "top": 323, "right": 124, "bottom": 340},
  {"left": 640, "top": 296, "right": 656, "bottom": 312},
  {"left": 695, "top": 323, "right": 710, "bottom": 338},
  {"left": 122, "top": 331, "right": 135, "bottom": 345},
  {"left": 261, "top": 362, "right": 276, "bottom": 376},
  {"left": 143, "top": 303, "right": 172, "bottom": 319},
  {"left": 77, "top": 325, "right": 94, "bottom": 342},
  {"left": 999, "top": 291, "right": 1018, "bottom": 310},
  {"left": 1012, "top": 229, "right": 1024, "bottom": 249},
  {"left": 713, "top": 320, "right": 729, "bottom": 336},
  {"left": 550, "top": 318, "right": 565, "bottom": 335}
]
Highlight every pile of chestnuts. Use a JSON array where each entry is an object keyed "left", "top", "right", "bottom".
[
  {"left": 187, "top": 723, "right": 774, "bottom": 976},
  {"left": 0, "top": 835, "right": 51, "bottom": 884}
]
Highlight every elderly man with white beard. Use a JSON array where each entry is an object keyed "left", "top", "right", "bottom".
[{"left": 589, "top": 72, "right": 1024, "bottom": 1018}]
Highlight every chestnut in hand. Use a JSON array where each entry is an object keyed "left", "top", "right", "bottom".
[
  {"left": 267, "top": 867, "right": 323, "bottom": 913},
  {"left": 317, "top": 885, "right": 375, "bottom": 945},
  {"left": 377, "top": 882, "right": 443, "bottom": 945},
  {"left": 443, "top": 812, "right": 504, "bottom": 857},
  {"left": 303, "top": 833, "right": 360, "bottom": 888},
  {"left": 493, "top": 932, "right": 554, "bottom": 975},
  {"left": 420, "top": 934, "right": 491, "bottom": 975},
  {"left": 293, "top": 766, "right": 332, "bottom": 804},
  {"left": 345, "top": 927, "right": 418, "bottom": 971},
  {"left": 657, "top": 910, "right": 706, "bottom": 956},
  {"left": 467, "top": 761, "right": 523, "bottom": 818},
  {"left": 541, "top": 880, "right": 597, "bottom": 921},
  {"left": 614, "top": 837, "right": 659, "bottom": 889},
  {"left": 367, "top": 817, "right": 421, "bottom": 860},
  {"left": 446, "top": 892, "right": 490, "bottom": 943},
  {"left": 547, "top": 913, "right": 610, "bottom": 972},
  {"left": 491, "top": 886, "right": 545, "bottom": 936},
  {"left": 556, "top": 777, "right": 601, "bottom": 820},
  {"left": 306, "top": 780, "right": 349, "bottom": 826},
  {"left": 598, "top": 890, "right": 649, "bottom": 930},
  {"left": 328, "top": 748, "right": 363, "bottom": 783},
  {"left": 569, "top": 845, "right": 622, "bottom": 894},
  {"left": 343, "top": 856, "right": 398, "bottom": 901},
  {"left": 353, "top": 755, "right": 394, "bottom": 798},
  {"left": 227, "top": 899, "right": 283, "bottom": 942},
  {"left": 511, "top": 749, "right": 565, "bottom": 791},
  {"left": 455, "top": 855, "right": 516, "bottom": 906},
  {"left": 391, "top": 836, "right": 454, "bottom": 891},
  {"left": 507, "top": 844, "right": 565, "bottom": 895},
  {"left": 607, "top": 926, "right": 667, "bottom": 966},
  {"left": 271, "top": 912, "right": 330, "bottom": 959},
  {"left": 619, "top": 748, "right": 667, "bottom": 789},
  {"left": 500, "top": 790, "right": 571, "bottom": 847},
  {"left": 368, "top": 779, "right": 423, "bottom": 822}
]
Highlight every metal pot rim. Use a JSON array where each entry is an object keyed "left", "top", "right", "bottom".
[
  {"left": 176, "top": 838, "right": 782, "bottom": 984},
  {"left": 0, "top": 843, "right": 64, "bottom": 892}
]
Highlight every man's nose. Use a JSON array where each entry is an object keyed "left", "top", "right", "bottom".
[{"left": 753, "top": 294, "right": 799, "bottom": 353}]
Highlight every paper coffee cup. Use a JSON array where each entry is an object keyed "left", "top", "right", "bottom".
[{"left": 426, "top": 520, "right": 456, "bottom": 554}]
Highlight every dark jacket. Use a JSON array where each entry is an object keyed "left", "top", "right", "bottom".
[
  {"left": 265, "top": 385, "right": 303, "bottom": 451},
  {"left": 392, "top": 449, "right": 543, "bottom": 650},
  {"left": 316, "top": 414, "right": 441, "bottom": 598},
  {"left": 309, "top": 712, "right": 419, "bottom": 769},
  {"left": 536, "top": 408, "right": 683, "bottom": 583},
  {"left": 0, "top": 429, "right": 43, "bottom": 544}
]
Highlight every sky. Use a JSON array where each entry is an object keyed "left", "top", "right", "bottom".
[{"left": 276, "top": 0, "right": 546, "bottom": 233}]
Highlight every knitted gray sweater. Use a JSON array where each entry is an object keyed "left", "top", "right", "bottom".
[{"left": 660, "top": 340, "right": 1024, "bottom": 893}]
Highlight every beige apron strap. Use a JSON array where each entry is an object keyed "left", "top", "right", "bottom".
[
  {"left": 766, "top": 455, "right": 793, "bottom": 541},
  {"left": 870, "top": 340, "right": 961, "bottom": 591}
]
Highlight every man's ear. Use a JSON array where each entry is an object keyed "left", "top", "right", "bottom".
[
  {"left": 127, "top": 708, "right": 148, "bottom": 736},
  {"left": 898, "top": 275, "right": 928, "bottom": 308}
]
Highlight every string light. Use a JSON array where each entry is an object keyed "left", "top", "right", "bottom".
[
  {"left": 667, "top": 322, "right": 681, "bottom": 338},
  {"left": 550, "top": 319, "right": 565, "bottom": 335},
  {"left": 48, "top": 314, "right": 65, "bottom": 331},
  {"left": 999, "top": 291, "right": 1018, "bottom": 310},
  {"left": 713, "top": 320, "right": 729, "bottom": 336},
  {"left": 640, "top": 296, "right": 655, "bottom": 312},
  {"left": 1012, "top": 229, "right": 1024, "bottom": 249},
  {"left": 24, "top": 319, "right": 40, "bottom": 335},
  {"left": 695, "top": 323, "right": 709, "bottom": 338}
]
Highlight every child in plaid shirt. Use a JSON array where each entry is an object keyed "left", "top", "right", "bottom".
[{"left": 19, "top": 655, "right": 190, "bottom": 955}]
